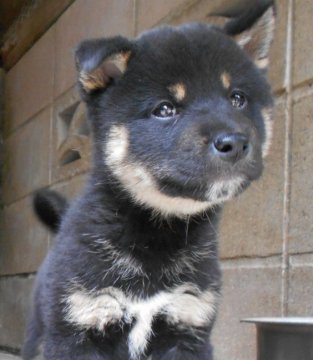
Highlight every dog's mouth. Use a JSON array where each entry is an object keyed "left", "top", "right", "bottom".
[{"left": 156, "top": 173, "right": 250, "bottom": 205}]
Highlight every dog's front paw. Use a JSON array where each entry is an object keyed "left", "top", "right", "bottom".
[
  {"left": 94, "top": 294, "right": 125, "bottom": 330},
  {"left": 65, "top": 287, "right": 130, "bottom": 332},
  {"left": 152, "top": 342, "right": 213, "bottom": 360}
]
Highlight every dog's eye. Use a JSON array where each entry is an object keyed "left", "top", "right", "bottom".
[
  {"left": 230, "top": 91, "right": 247, "bottom": 109},
  {"left": 152, "top": 101, "right": 177, "bottom": 119}
]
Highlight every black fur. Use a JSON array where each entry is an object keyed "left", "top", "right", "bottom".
[
  {"left": 33, "top": 189, "right": 68, "bottom": 232},
  {"left": 23, "top": 2, "right": 275, "bottom": 359}
]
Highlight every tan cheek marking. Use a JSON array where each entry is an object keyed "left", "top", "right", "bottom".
[
  {"left": 221, "top": 71, "right": 232, "bottom": 90},
  {"left": 168, "top": 83, "right": 186, "bottom": 102},
  {"left": 110, "top": 160, "right": 211, "bottom": 218},
  {"left": 105, "top": 125, "right": 129, "bottom": 166},
  {"left": 262, "top": 107, "right": 274, "bottom": 158},
  {"left": 104, "top": 126, "right": 243, "bottom": 216},
  {"left": 104, "top": 125, "right": 211, "bottom": 218}
]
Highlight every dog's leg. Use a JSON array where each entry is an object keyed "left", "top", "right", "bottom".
[
  {"left": 22, "top": 279, "right": 45, "bottom": 360},
  {"left": 22, "top": 307, "right": 43, "bottom": 360},
  {"left": 151, "top": 340, "right": 213, "bottom": 360},
  {"left": 43, "top": 334, "right": 111, "bottom": 360}
]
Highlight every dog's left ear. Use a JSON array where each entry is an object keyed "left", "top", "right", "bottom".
[
  {"left": 224, "top": 3, "right": 276, "bottom": 70},
  {"left": 75, "top": 36, "right": 133, "bottom": 95}
]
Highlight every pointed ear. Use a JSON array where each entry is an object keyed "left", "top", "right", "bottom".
[
  {"left": 75, "top": 36, "right": 133, "bottom": 95},
  {"left": 224, "top": 3, "right": 276, "bottom": 70}
]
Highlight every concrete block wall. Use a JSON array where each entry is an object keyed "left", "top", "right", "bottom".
[{"left": 0, "top": 0, "right": 311, "bottom": 359}]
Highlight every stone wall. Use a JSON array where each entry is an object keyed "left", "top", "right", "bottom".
[{"left": 1, "top": 0, "right": 312, "bottom": 359}]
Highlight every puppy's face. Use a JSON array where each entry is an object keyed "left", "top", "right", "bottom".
[{"left": 76, "top": 8, "right": 275, "bottom": 217}]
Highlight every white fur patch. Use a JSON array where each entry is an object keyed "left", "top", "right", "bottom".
[
  {"left": 261, "top": 107, "right": 273, "bottom": 157},
  {"left": 105, "top": 126, "right": 244, "bottom": 217},
  {"left": 206, "top": 177, "right": 244, "bottom": 205},
  {"left": 118, "top": 163, "right": 211, "bottom": 217},
  {"left": 106, "top": 125, "right": 129, "bottom": 166},
  {"left": 65, "top": 287, "right": 131, "bottom": 331},
  {"left": 129, "top": 285, "right": 218, "bottom": 358},
  {"left": 65, "top": 284, "right": 218, "bottom": 359}
]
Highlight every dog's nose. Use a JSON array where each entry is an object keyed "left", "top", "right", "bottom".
[{"left": 212, "top": 133, "right": 249, "bottom": 162}]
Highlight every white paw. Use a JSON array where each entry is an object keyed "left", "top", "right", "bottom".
[{"left": 65, "top": 288, "right": 130, "bottom": 331}]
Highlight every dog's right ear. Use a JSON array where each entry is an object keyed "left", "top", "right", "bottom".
[
  {"left": 223, "top": 2, "right": 276, "bottom": 70},
  {"left": 75, "top": 36, "right": 133, "bottom": 96}
]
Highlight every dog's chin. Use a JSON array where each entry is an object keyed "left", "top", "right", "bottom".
[
  {"left": 203, "top": 176, "right": 248, "bottom": 205},
  {"left": 123, "top": 172, "right": 249, "bottom": 218},
  {"left": 107, "top": 156, "right": 251, "bottom": 218},
  {"left": 141, "top": 175, "right": 249, "bottom": 218}
]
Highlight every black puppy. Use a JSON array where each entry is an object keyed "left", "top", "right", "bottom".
[{"left": 23, "top": 3, "right": 275, "bottom": 359}]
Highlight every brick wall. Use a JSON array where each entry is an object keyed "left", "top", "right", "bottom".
[{"left": 0, "top": 0, "right": 311, "bottom": 359}]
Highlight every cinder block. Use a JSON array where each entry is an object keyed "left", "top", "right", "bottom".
[
  {"left": 212, "top": 260, "right": 282, "bottom": 360},
  {"left": 289, "top": 95, "right": 313, "bottom": 253},
  {"left": 52, "top": 87, "right": 91, "bottom": 183},
  {"left": 268, "top": 0, "right": 288, "bottom": 93},
  {"left": 163, "top": 0, "right": 250, "bottom": 28},
  {"left": 52, "top": 173, "right": 88, "bottom": 200},
  {"left": 0, "top": 353, "right": 21, "bottom": 360},
  {"left": 0, "top": 276, "right": 35, "bottom": 349},
  {"left": 2, "top": 107, "right": 52, "bottom": 205},
  {"left": 293, "top": 0, "right": 313, "bottom": 86},
  {"left": 4, "top": 29, "right": 54, "bottom": 135},
  {"left": 219, "top": 101, "right": 286, "bottom": 258},
  {"left": 288, "top": 254, "right": 313, "bottom": 315},
  {"left": 0, "top": 69, "right": 4, "bottom": 120},
  {"left": 136, "top": 0, "right": 187, "bottom": 33},
  {"left": 54, "top": 0, "right": 135, "bottom": 97},
  {"left": 0, "top": 195, "right": 49, "bottom": 275}
]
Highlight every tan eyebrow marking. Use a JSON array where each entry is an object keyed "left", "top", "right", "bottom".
[
  {"left": 168, "top": 83, "right": 186, "bottom": 102},
  {"left": 221, "top": 71, "right": 232, "bottom": 90}
]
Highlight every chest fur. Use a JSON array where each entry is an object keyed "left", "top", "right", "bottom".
[{"left": 64, "top": 284, "right": 218, "bottom": 359}]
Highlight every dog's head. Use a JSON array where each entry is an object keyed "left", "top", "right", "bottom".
[{"left": 75, "top": 4, "right": 275, "bottom": 218}]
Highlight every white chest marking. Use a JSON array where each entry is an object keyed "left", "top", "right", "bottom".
[{"left": 65, "top": 284, "right": 218, "bottom": 359}]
